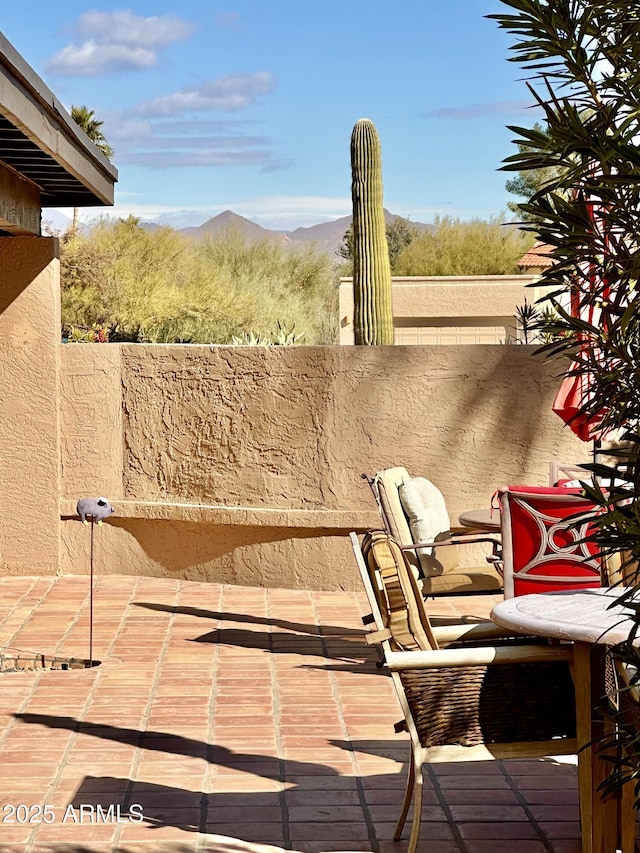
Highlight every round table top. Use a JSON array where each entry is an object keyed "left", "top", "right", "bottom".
[
  {"left": 491, "top": 587, "right": 639, "bottom": 645},
  {"left": 458, "top": 508, "right": 501, "bottom": 532}
]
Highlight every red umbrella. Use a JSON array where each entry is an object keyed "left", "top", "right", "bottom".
[
  {"left": 552, "top": 196, "right": 611, "bottom": 443},
  {"left": 552, "top": 368, "right": 607, "bottom": 442}
]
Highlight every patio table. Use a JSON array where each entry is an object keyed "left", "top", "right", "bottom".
[
  {"left": 457, "top": 507, "right": 501, "bottom": 532},
  {"left": 491, "top": 588, "right": 638, "bottom": 853}
]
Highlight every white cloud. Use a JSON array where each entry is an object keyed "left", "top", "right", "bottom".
[
  {"left": 120, "top": 150, "right": 291, "bottom": 169},
  {"left": 75, "top": 10, "right": 194, "bottom": 48},
  {"left": 45, "top": 196, "right": 507, "bottom": 234},
  {"left": 48, "top": 42, "right": 157, "bottom": 76},
  {"left": 232, "top": 196, "right": 352, "bottom": 220},
  {"left": 46, "top": 10, "right": 194, "bottom": 77},
  {"left": 216, "top": 11, "right": 244, "bottom": 30},
  {"left": 103, "top": 111, "right": 290, "bottom": 172},
  {"left": 105, "top": 117, "right": 154, "bottom": 143},
  {"left": 197, "top": 196, "right": 355, "bottom": 230},
  {"left": 44, "top": 196, "right": 354, "bottom": 231},
  {"left": 423, "top": 100, "right": 537, "bottom": 120},
  {"left": 134, "top": 72, "right": 277, "bottom": 116}
]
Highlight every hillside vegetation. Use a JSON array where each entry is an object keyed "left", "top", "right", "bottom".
[
  {"left": 60, "top": 217, "right": 339, "bottom": 344},
  {"left": 59, "top": 213, "right": 535, "bottom": 344},
  {"left": 393, "top": 215, "right": 535, "bottom": 276}
]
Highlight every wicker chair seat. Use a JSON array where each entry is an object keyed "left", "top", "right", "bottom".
[{"left": 401, "top": 659, "right": 576, "bottom": 749}]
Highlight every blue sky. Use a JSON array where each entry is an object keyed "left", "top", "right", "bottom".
[{"left": 2, "top": 1, "right": 539, "bottom": 230}]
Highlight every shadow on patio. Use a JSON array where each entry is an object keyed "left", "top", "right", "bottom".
[{"left": 0, "top": 575, "right": 580, "bottom": 853}]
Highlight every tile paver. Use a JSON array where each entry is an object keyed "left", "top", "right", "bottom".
[{"left": 0, "top": 576, "right": 585, "bottom": 853}]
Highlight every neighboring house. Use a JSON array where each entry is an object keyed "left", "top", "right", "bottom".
[
  {"left": 517, "top": 242, "right": 556, "bottom": 276},
  {"left": 339, "top": 273, "right": 549, "bottom": 345},
  {"left": 0, "top": 34, "right": 116, "bottom": 235},
  {"left": 0, "top": 32, "right": 117, "bottom": 575},
  {"left": 339, "top": 244, "right": 559, "bottom": 345}
]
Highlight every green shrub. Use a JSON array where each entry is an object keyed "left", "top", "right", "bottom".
[
  {"left": 393, "top": 214, "right": 535, "bottom": 276},
  {"left": 59, "top": 219, "right": 339, "bottom": 344}
]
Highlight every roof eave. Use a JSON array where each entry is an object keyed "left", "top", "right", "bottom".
[{"left": 0, "top": 31, "right": 118, "bottom": 208}]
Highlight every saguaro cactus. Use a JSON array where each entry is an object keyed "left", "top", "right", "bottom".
[{"left": 350, "top": 118, "right": 394, "bottom": 345}]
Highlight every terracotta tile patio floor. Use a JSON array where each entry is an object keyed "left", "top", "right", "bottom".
[{"left": 0, "top": 575, "right": 583, "bottom": 853}]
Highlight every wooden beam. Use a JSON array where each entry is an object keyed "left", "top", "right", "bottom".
[
  {"left": 0, "top": 161, "right": 40, "bottom": 234},
  {"left": 0, "top": 34, "right": 116, "bottom": 206}
]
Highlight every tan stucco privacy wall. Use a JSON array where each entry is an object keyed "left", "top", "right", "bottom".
[
  {"left": 0, "top": 237, "right": 61, "bottom": 576},
  {"left": 339, "top": 275, "right": 550, "bottom": 344},
  {"left": 0, "top": 236, "right": 587, "bottom": 590},
  {"left": 57, "top": 343, "right": 587, "bottom": 590}
]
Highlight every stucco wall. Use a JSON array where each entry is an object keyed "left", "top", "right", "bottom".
[
  {"left": 339, "top": 275, "right": 553, "bottom": 344},
  {"left": 0, "top": 237, "right": 61, "bottom": 575},
  {"left": 59, "top": 343, "right": 586, "bottom": 590}
]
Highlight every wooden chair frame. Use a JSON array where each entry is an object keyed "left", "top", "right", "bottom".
[{"left": 350, "top": 530, "right": 577, "bottom": 853}]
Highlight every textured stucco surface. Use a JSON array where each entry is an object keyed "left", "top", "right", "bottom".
[
  {"left": 0, "top": 237, "right": 60, "bottom": 574},
  {"left": 339, "top": 275, "right": 555, "bottom": 344},
  {"left": 119, "top": 345, "right": 586, "bottom": 513},
  {"left": 58, "top": 343, "right": 587, "bottom": 590},
  {"left": 60, "top": 344, "right": 123, "bottom": 500}
]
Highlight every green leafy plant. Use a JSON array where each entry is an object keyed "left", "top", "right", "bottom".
[
  {"left": 505, "top": 121, "right": 566, "bottom": 222},
  {"left": 338, "top": 216, "right": 420, "bottom": 272},
  {"left": 514, "top": 300, "right": 565, "bottom": 345},
  {"left": 271, "top": 321, "right": 305, "bottom": 345},
  {"left": 392, "top": 214, "right": 534, "bottom": 276},
  {"left": 62, "top": 324, "right": 110, "bottom": 343},
  {"left": 230, "top": 322, "right": 305, "bottom": 346},
  {"left": 515, "top": 298, "right": 540, "bottom": 344},
  {"left": 69, "top": 106, "right": 114, "bottom": 235},
  {"left": 491, "top": 0, "right": 640, "bottom": 802}
]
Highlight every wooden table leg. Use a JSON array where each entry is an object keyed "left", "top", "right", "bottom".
[
  {"left": 574, "top": 643, "right": 620, "bottom": 853},
  {"left": 575, "top": 642, "right": 596, "bottom": 853},
  {"left": 620, "top": 776, "right": 637, "bottom": 853}
]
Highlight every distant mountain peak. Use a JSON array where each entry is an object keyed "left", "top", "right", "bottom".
[
  {"left": 181, "top": 209, "right": 431, "bottom": 255},
  {"left": 182, "top": 209, "right": 285, "bottom": 243}
]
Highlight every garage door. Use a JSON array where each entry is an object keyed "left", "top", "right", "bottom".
[{"left": 394, "top": 324, "right": 510, "bottom": 345}]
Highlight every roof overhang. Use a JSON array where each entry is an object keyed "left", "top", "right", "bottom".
[{"left": 0, "top": 32, "right": 118, "bottom": 234}]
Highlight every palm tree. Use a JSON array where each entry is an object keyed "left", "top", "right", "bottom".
[{"left": 70, "top": 105, "right": 114, "bottom": 233}]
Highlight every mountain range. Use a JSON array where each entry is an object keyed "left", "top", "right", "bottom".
[
  {"left": 43, "top": 208, "right": 432, "bottom": 258},
  {"left": 182, "top": 209, "right": 431, "bottom": 257}
]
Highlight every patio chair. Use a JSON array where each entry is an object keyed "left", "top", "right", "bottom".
[
  {"left": 498, "top": 485, "right": 603, "bottom": 598},
  {"left": 549, "top": 460, "right": 593, "bottom": 487},
  {"left": 364, "top": 466, "right": 503, "bottom": 595},
  {"left": 350, "top": 529, "right": 577, "bottom": 853}
]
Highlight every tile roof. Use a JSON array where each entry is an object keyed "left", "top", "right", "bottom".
[{"left": 517, "top": 242, "right": 556, "bottom": 269}]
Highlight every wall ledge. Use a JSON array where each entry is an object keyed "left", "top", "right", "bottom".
[{"left": 60, "top": 499, "right": 378, "bottom": 530}]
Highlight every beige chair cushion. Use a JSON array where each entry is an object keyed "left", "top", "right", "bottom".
[
  {"left": 399, "top": 476, "right": 459, "bottom": 577},
  {"left": 374, "top": 467, "right": 422, "bottom": 575},
  {"left": 373, "top": 466, "right": 502, "bottom": 594},
  {"left": 375, "top": 467, "right": 412, "bottom": 542}
]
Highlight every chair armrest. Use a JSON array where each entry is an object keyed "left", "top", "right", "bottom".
[
  {"left": 385, "top": 643, "right": 574, "bottom": 670},
  {"left": 451, "top": 533, "right": 501, "bottom": 546},
  {"left": 432, "top": 622, "right": 521, "bottom": 645},
  {"left": 450, "top": 525, "right": 498, "bottom": 536},
  {"left": 400, "top": 534, "right": 500, "bottom": 550}
]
